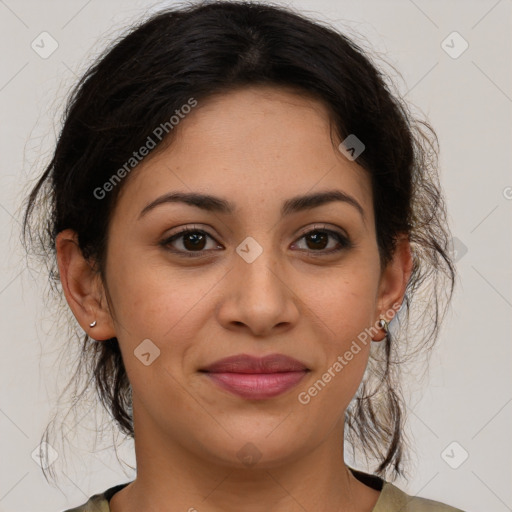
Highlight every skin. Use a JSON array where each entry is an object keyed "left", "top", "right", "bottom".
[{"left": 56, "top": 85, "right": 412, "bottom": 512}]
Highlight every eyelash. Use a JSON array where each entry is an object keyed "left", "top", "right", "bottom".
[{"left": 160, "top": 225, "right": 353, "bottom": 258}]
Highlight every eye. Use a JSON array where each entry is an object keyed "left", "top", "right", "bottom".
[
  {"left": 160, "top": 226, "right": 221, "bottom": 257},
  {"left": 160, "top": 224, "right": 352, "bottom": 258},
  {"left": 292, "top": 225, "right": 352, "bottom": 254}
]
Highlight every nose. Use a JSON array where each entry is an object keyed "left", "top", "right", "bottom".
[{"left": 215, "top": 242, "right": 300, "bottom": 338}]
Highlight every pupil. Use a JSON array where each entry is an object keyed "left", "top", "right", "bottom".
[
  {"left": 308, "top": 232, "right": 327, "bottom": 250},
  {"left": 185, "top": 233, "right": 205, "bottom": 250}
]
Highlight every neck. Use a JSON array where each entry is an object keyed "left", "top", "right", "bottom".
[{"left": 110, "top": 398, "right": 381, "bottom": 512}]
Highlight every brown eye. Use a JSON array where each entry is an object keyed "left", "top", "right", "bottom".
[
  {"left": 293, "top": 228, "right": 352, "bottom": 254},
  {"left": 161, "top": 228, "right": 222, "bottom": 256},
  {"left": 180, "top": 231, "right": 207, "bottom": 251},
  {"left": 305, "top": 231, "right": 329, "bottom": 250},
  {"left": 161, "top": 225, "right": 352, "bottom": 258}
]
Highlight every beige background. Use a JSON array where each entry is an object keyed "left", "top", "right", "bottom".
[{"left": 0, "top": 0, "right": 511, "bottom": 511}]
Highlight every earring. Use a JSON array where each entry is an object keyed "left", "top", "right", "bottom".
[
  {"left": 89, "top": 320, "right": 97, "bottom": 327},
  {"left": 377, "top": 318, "right": 388, "bottom": 333}
]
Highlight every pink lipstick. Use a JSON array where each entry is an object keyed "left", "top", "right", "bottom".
[{"left": 200, "top": 353, "right": 309, "bottom": 400}]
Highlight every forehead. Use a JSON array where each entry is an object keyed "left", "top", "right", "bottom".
[{"left": 114, "top": 86, "right": 373, "bottom": 222}]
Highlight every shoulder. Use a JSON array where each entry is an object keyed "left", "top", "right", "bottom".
[
  {"left": 60, "top": 482, "right": 131, "bottom": 512},
  {"left": 61, "top": 493, "right": 109, "bottom": 512},
  {"left": 376, "top": 480, "right": 466, "bottom": 512}
]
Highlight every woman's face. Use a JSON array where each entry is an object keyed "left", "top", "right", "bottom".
[{"left": 60, "top": 85, "right": 410, "bottom": 469}]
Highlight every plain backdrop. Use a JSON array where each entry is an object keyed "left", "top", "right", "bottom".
[{"left": 0, "top": 1, "right": 511, "bottom": 511}]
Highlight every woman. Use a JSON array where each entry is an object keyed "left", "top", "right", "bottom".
[{"left": 22, "top": 1, "right": 463, "bottom": 510}]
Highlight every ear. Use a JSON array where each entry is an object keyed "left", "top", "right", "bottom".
[
  {"left": 373, "top": 234, "right": 413, "bottom": 341},
  {"left": 55, "top": 229, "right": 116, "bottom": 341}
]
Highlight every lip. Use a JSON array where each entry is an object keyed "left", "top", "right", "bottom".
[
  {"left": 201, "top": 353, "right": 309, "bottom": 373},
  {"left": 200, "top": 353, "right": 309, "bottom": 400}
]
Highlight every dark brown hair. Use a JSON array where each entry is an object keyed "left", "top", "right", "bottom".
[{"left": 21, "top": 0, "right": 455, "bottom": 484}]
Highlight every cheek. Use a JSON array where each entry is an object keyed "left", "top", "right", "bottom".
[
  {"left": 302, "top": 263, "right": 380, "bottom": 340},
  {"left": 296, "top": 264, "right": 379, "bottom": 403},
  {"left": 296, "top": 285, "right": 375, "bottom": 420},
  {"left": 107, "top": 260, "right": 210, "bottom": 420},
  {"left": 106, "top": 242, "right": 209, "bottom": 335}
]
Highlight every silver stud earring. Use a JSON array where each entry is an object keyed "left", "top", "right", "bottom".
[
  {"left": 377, "top": 318, "right": 389, "bottom": 333},
  {"left": 89, "top": 320, "right": 97, "bottom": 327}
]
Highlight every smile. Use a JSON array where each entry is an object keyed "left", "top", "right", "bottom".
[
  {"left": 200, "top": 353, "right": 310, "bottom": 400},
  {"left": 203, "top": 371, "right": 309, "bottom": 399}
]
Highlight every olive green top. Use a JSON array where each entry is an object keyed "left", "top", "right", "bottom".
[{"left": 62, "top": 467, "right": 465, "bottom": 512}]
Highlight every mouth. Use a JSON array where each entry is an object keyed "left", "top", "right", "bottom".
[{"left": 199, "top": 353, "right": 310, "bottom": 400}]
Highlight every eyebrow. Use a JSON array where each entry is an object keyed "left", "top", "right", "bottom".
[{"left": 138, "top": 189, "right": 365, "bottom": 220}]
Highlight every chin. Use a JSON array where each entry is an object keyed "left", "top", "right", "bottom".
[{"left": 198, "top": 430, "right": 312, "bottom": 470}]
